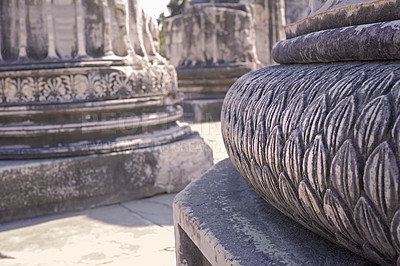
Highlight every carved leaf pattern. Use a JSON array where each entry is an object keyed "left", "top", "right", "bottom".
[
  {"left": 289, "top": 73, "right": 318, "bottom": 104},
  {"left": 113, "top": 74, "right": 132, "bottom": 97},
  {"left": 300, "top": 94, "right": 327, "bottom": 147},
  {"left": 390, "top": 80, "right": 400, "bottom": 109},
  {"left": 281, "top": 93, "right": 306, "bottom": 139},
  {"left": 279, "top": 172, "right": 309, "bottom": 223},
  {"left": 261, "top": 164, "right": 284, "bottom": 206},
  {"left": 323, "top": 188, "right": 362, "bottom": 244},
  {"left": 283, "top": 129, "right": 303, "bottom": 186},
  {"left": 306, "top": 71, "right": 340, "bottom": 105},
  {"left": 330, "top": 140, "right": 360, "bottom": 208},
  {"left": 263, "top": 91, "right": 287, "bottom": 136},
  {"left": 85, "top": 73, "right": 105, "bottom": 98},
  {"left": 254, "top": 90, "right": 273, "bottom": 127},
  {"left": 104, "top": 72, "right": 118, "bottom": 96},
  {"left": 61, "top": 75, "right": 77, "bottom": 99},
  {"left": 359, "top": 71, "right": 394, "bottom": 103},
  {"left": 323, "top": 96, "right": 356, "bottom": 155},
  {"left": 33, "top": 77, "right": 46, "bottom": 101},
  {"left": 250, "top": 160, "right": 267, "bottom": 198},
  {"left": 327, "top": 72, "right": 365, "bottom": 106},
  {"left": 254, "top": 121, "right": 267, "bottom": 167},
  {"left": 390, "top": 209, "right": 400, "bottom": 253},
  {"left": 43, "top": 77, "right": 67, "bottom": 101},
  {"left": 243, "top": 119, "right": 254, "bottom": 162},
  {"left": 354, "top": 95, "right": 392, "bottom": 157},
  {"left": 364, "top": 142, "right": 399, "bottom": 222},
  {"left": 354, "top": 196, "right": 397, "bottom": 260},
  {"left": 298, "top": 180, "right": 332, "bottom": 234},
  {"left": 303, "top": 134, "right": 329, "bottom": 200},
  {"left": 233, "top": 119, "right": 244, "bottom": 158},
  {"left": 220, "top": 64, "right": 400, "bottom": 265},
  {"left": 265, "top": 125, "right": 284, "bottom": 178},
  {"left": 392, "top": 116, "right": 400, "bottom": 155}
]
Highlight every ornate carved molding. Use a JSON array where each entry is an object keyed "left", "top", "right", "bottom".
[{"left": 0, "top": 64, "right": 177, "bottom": 104}]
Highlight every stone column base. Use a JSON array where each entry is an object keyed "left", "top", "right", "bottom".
[
  {"left": 176, "top": 64, "right": 253, "bottom": 122},
  {"left": 0, "top": 134, "right": 212, "bottom": 224},
  {"left": 173, "top": 159, "right": 372, "bottom": 265},
  {"left": 182, "top": 99, "right": 223, "bottom": 122}
]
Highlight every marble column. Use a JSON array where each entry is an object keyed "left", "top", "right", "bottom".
[
  {"left": 222, "top": 0, "right": 400, "bottom": 264},
  {"left": 165, "top": 0, "right": 285, "bottom": 122},
  {"left": 0, "top": 0, "right": 213, "bottom": 223}
]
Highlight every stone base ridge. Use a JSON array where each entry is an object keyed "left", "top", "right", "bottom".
[
  {"left": 274, "top": 20, "right": 400, "bottom": 64},
  {"left": 221, "top": 62, "right": 400, "bottom": 265},
  {"left": 0, "top": 63, "right": 177, "bottom": 104},
  {"left": 174, "top": 159, "right": 371, "bottom": 266},
  {"left": 0, "top": 122, "right": 191, "bottom": 160},
  {"left": 285, "top": 0, "right": 400, "bottom": 39},
  {"left": 182, "top": 99, "right": 223, "bottom": 123},
  {"left": 0, "top": 133, "right": 213, "bottom": 224}
]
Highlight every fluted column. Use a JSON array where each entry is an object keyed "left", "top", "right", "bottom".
[
  {"left": 0, "top": 0, "right": 186, "bottom": 159},
  {"left": 0, "top": 0, "right": 213, "bottom": 224}
]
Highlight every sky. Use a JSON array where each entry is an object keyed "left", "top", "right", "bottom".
[{"left": 140, "top": 0, "right": 171, "bottom": 18}]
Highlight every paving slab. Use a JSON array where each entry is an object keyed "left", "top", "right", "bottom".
[
  {"left": 0, "top": 121, "right": 225, "bottom": 265},
  {"left": 122, "top": 196, "right": 174, "bottom": 228},
  {"left": 0, "top": 194, "right": 177, "bottom": 266}
]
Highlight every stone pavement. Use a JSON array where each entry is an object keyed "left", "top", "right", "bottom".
[
  {"left": 0, "top": 122, "right": 228, "bottom": 266},
  {"left": 188, "top": 122, "right": 228, "bottom": 164}
]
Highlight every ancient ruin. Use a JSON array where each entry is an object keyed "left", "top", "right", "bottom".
[
  {"left": 175, "top": 0, "right": 400, "bottom": 264},
  {"left": 0, "top": 0, "right": 212, "bottom": 224},
  {"left": 165, "top": 0, "right": 285, "bottom": 122},
  {"left": 221, "top": 0, "right": 400, "bottom": 264}
]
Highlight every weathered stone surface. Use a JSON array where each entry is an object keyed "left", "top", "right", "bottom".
[
  {"left": 166, "top": 0, "right": 285, "bottom": 67},
  {"left": 273, "top": 20, "right": 400, "bottom": 64},
  {"left": 0, "top": 0, "right": 213, "bottom": 221},
  {"left": 221, "top": 62, "right": 400, "bottom": 265},
  {"left": 0, "top": 193, "right": 177, "bottom": 265},
  {"left": 0, "top": 0, "right": 183, "bottom": 159},
  {"left": 216, "top": 0, "right": 400, "bottom": 265},
  {"left": 174, "top": 159, "right": 372, "bottom": 265},
  {"left": 182, "top": 99, "right": 224, "bottom": 122},
  {"left": 0, "top": 134, "right": 212, "bottom": 224},
  {"left": 165, "top": 0, "right": 285, "bottom": 122},
  {"left": 285, "top": 0, "right": 309, "bottom": 24},
  {"left": 286, "top": 0, "right": 400, "bottom": 38}
]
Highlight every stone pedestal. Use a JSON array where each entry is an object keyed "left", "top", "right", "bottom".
[
  {"left": 165, "top": 0, "right": 285, "bottom": 122},
  {"left": 221, "top": 1, "right": 400, "bottom": 264},
  {"left": 0, "top": 0, "right": 213, "bottom": 223},
  {"left": 174, "top": 159, "right": 371, "bottom": 265}
]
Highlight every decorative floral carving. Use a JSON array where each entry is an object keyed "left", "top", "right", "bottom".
[
  {"left": 0, "top": 65, "right": 177, "bottom": 104},
  {"left": 42, "top": 77, "right": 66, "bottom": 101},
  {"left": 221, "top": 63, "right": 400, "bottom": 264},
  {"left": 8, "top": 78, "right": 35, "bottom": 102}
]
